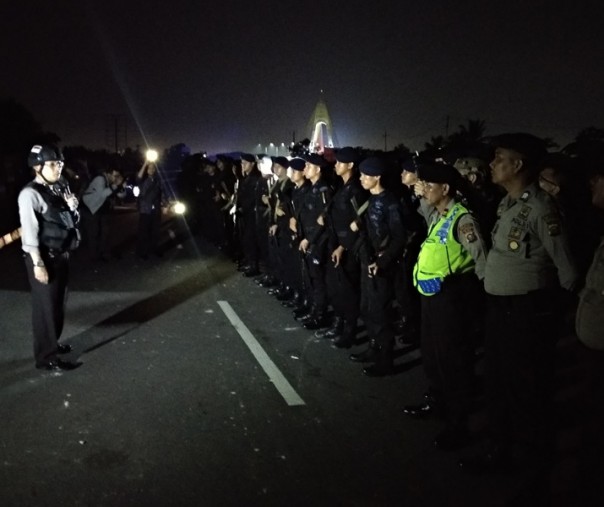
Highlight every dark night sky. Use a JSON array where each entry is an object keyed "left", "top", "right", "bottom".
[{"left": 2, "top": 0, "right": 604, "bottom": 154}]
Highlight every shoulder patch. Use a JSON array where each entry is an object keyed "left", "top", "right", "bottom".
[
  {"left": 459, "top": 222, "right": 477, "bottom": 243},
  {"left": 543, "top": 213, "right": 561, "bottom": 236}
]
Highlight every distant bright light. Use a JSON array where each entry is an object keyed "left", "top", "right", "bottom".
[
  {"left": 146, "top": 149, "right": 158, "bottom": 162},
  {"left": 172, "top": 201, "right": 186, "bottom": 214},
  {"left": 133, "top": 186, "right": 140, "bottom": 197}
]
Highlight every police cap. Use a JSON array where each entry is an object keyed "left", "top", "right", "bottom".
[
  {"left": 304, "top": 153, "right": 327, "bottom": 167},
  {"left": 335, "top": 147, "right": 357, "bottom": 164},
  {"left": 289, "top": 158, "right": 306, "bottom": 171},
  {"left": 359, "top": 157, "right": 385, "bottom": 176},
  {"left": 272, "top": 156, "right": 289, "bottom": 169},
  {"left": 491, "top": 133, "right": 547, "bottom": 167},
  {"left": 418, "top": 162, "right": 462, "bottom": 187}
]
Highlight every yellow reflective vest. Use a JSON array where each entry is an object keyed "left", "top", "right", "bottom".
[{"left": 413, "top": 202, "right": 475, "bottom": 296}]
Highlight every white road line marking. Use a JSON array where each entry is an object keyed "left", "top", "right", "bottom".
[{"left": 217, "top": 301, "right": 306, "bottom": 407}]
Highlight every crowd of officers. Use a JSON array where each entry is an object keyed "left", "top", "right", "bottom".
[
  {"left": 181, "top": 132, "right": 603, "bottom": 505},
  {"left": 18, "top": 134, "right": 603, "bottom": 505}
]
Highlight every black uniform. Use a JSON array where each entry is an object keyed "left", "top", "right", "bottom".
[
  {"left": 359, "top": 190, "right": 406, "bottom": 370},
  {"left": 289, "top": 180, "right": 311, "bottom": 300},
  {"left": 325, "top": 177, "right": 367, "bottom": 339},
  {"left": 269, "top": 177, "right": 295, "bottom": 286},
  {"left": 297, "top": 177, "right": 333, "bottom": 318},
  {"left": 237, "top": 168, "right": 264, "bottom": 273}
]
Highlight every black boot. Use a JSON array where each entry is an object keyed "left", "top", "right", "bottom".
[
  {"left": 349, "top": 340, "right": 379, "bottom": 363},
  {"left": 363, "top": 343, "right": 394, "bottom": 376},
  {"left": 267, "top": 282, "right": 285, "bottom": 296},
  {"left": 295, "top": 304, "right": 316, "bottom": 321},
  {"left": 332, "top": 320, "right": 356, "bottom": 348},
  {"left": 314, "top": 316, "right": 343, "bottom": 338},
  {"left": 303, "top": 312, "right": 331, "bottom": 330},
  {"left": 275, "top": 286, "right": 293, "bottom": 301}
]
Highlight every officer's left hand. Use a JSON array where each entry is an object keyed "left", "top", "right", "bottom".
[
  {"left": 331, "top": 245, "right": 345, "bottom": 267},
  {"left": 368, "top": 262, "right": 378, "bottom": 278},
  {"left": 63, "top": 193, "right": 79, "bottom": 211}
]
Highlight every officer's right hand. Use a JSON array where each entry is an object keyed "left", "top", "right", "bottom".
[
  {"left": 34, "top": 266, "right": 49, "bottom": 284},
  {"left": 299, "top": 238, "right": 309, "bottom": 253}
]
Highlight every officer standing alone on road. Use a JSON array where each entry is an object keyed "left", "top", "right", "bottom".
[{"left": 18, "top": 145, "right": 81, "bottom": 371}]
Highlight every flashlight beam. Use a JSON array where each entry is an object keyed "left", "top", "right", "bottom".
[{"left": 217, "top": 301, "right": 305, "bottom": 407}]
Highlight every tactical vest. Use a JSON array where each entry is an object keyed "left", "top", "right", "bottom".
[
  {"left": 413, "top": 202, "right": 474, "bottom": 296},
  {"left": 30, "top": 182, "right": 80, "bottom": 253}
]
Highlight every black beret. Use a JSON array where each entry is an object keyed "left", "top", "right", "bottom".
[
  {"left": 335, "top": 147, "right": 357, "bottom": 164},
  {"left": 401, "top": 157, "right": 422, "bottom": 173},
  {"left": 241, "top": 153, "right": 255, "bottom": 163},
  {"left": 289, "top": 158, "right": 306, "bottom": 171},
  {"left": 490, "top": 133, "right": 547, "bottom": 166},
  {"left": 303, "top": 153, "right": 327, "bottom": 167},
  {"left": 272, "top": 156, "right": 289, "bottom": 168},
  {"left": 418, "top": 163, "right": 462, "bottom": 187},
  {"left": 359, "top": 157, "right": 384, "bottom": 176}
]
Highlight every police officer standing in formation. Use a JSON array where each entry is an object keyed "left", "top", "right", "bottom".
[
  {"left": 317, "top": 147, "right": 368, "bottom": 348},
  {"left": 460, "top": 134, "right": 579, "bottom": 499},
  {"left": 287, "top": 157, "right": 311, "bottom": 312},
  {"left": 394, "top": 157, "right": 427, "bottom": 343},
  {"left": 403, "top": 162, "right": 487, "bottom": 450},
  {"left": 349, "top": 157, "right": 406, "bottom": 376},
  {"left": 18, "top": 145, "right": 81, "bottom": 371},
  {"left": 237, "top": 153, "right": 264, "bottom": 277},
  {"left": 574, "top": 158, "right": 604, "bottom": 506},
  {"left": 296, "top": 154, "right": 333, "bottom": 330},
  {"left": 264, "top": 156, "right": 294, "bottom": 293}
]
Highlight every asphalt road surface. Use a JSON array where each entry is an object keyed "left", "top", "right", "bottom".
[{"left": 0, "top": 209, "right": 588, "bottom": 506}]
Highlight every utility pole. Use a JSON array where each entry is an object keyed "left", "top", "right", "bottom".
[
  {"left": 114, "top": 116, "right": 119, "bottom": 154},
  {"left": 105, "top": 114, "right": 126, "bottom": 153}
]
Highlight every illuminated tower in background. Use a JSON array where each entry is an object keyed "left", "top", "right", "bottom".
[{"left": 307, "top": 91, "right": 335, "bottom": 153}]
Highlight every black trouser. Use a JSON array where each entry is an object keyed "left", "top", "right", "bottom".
[
  {"left": 240, "top": 213, "right": 259, "bottom": 269},
  {"left": 576, "top": 344, "right": 604, "bottom": 505},
  {"left": 485, "top": 289, "right": 562, "bottom": 466},
  {"left": 137, "top": 209, "right": 161, "bottom": 256},
  {"left": 360, "top": 262, "right": 396, "bottom": 361},
  {"left": 25, "top": 252, "right": 69, "bottom": 365},
  {"left": 420, "top": 274, "right": 482, "bottom": 427},
  {"left": 81, "top": 206, "right": 110, "bottom": 259},
  {"left": 326, "top": 251, "right": 360, "bottom": 325},
  {"left": 306, "top": 258, "right": 328, "bottom": 314},
  {"left": 394, "top": 251, "right": 421, "bottom": 324}
]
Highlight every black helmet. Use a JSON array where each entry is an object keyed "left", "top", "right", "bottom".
[{"left": 27, "top": 144, "right": 64, "bottom": 168}]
